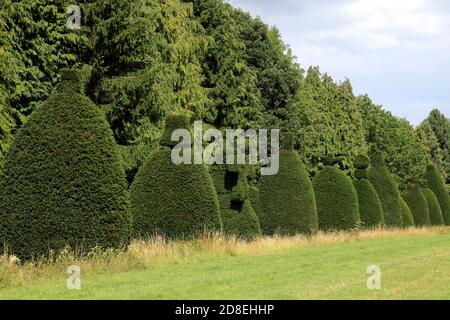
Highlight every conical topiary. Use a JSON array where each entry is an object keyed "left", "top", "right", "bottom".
[
  {"left": 130, "top": 113, "right": 222, "bottom": 239},
  {"left": 399, "top": 195, "right": 414, "bottom": 227},
  {"left": 353, "top": 155, "right": 384, "bottom": 229},
  {"left": 424, "top": 164, "right": 450, "bottom": 225},
  {"left": 368, "top": 151, "right": 402, "bottom": 227},
  {"left": 419, "top": 180, "right": 444, "bottom": 226},
  {"left": 0, "top": 69, "right": 131, "bottom": 260},
  {"left": 313, "top": 157, "right": 360, "bottom": 231},
  {"left": 257, "top": 133, "right": 317, "bottom": 235},
  {"left": 401, "top": 178, "right": 430, "bottom": 227},
  {"left": 210, "top": 163, "right": 260, "bottom": 239}
]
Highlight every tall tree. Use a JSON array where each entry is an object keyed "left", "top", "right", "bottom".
[
  {"left": 358, "top": 95, "right": 428, "bottom": 186},
  {"left": 188, "top": 0, "right": 262, "bottom": 128}
]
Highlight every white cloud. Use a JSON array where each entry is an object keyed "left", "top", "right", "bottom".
[{"left": 229, "top": 0, "right": 450, "bottom": 122}]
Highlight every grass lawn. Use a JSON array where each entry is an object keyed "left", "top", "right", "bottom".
[{"left": 1, "top": 228, "right": 449, "bottom": 299}]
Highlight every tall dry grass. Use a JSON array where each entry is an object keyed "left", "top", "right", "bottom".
[{"left": 1, "top": 226, "right": 448, "bottom": 288}]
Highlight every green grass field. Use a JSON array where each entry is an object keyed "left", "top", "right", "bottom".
[{"left": 1, "top": 228, "right": 450, "bottom": 300}]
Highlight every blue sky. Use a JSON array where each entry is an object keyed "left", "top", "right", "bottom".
[{"left": 228, "top": 0, "right": 450, "bottom": 125}]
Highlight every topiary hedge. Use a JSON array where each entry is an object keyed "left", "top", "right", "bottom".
[
  {"left": 424, "top": 164, "right": 450, "bottom": 225},
  {"left": 419, "top": 180, "right": 444, "bottom": 226},
  {"left": 399, "top": 195, "right": 414, "bottom": 227},
  {"left": 130, "top": 114, "right": 222, "bottom": 239},
  {"left": 353, "top": 155, "right": 384, "bottom": 229},
  {"left": 368, "top": 151, "right": 402, "bottom": 227},
  {"left": 0, "top": 69, "right": 131, "bottom": 260},
  {"left": 401, "top": 179, "right": 430, "bottom": 227},
  {"left": 313, "top": 158, "right": 360, "bottom": 231},
  {"left": 210, "top": 164, "right": 260, "bottom": 239},
  {"left": 257, "top": 134, "right": 317, "bottom": 235}
]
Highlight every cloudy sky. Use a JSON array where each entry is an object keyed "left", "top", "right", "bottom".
[{"left": 228, "top": 0, "right": 450, "bottom": 125}]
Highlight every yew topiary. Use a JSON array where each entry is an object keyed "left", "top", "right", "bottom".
[
  {"left": 210, "top": 164, "right": 260, "bottom": 239},
  {"left": 419, "top": 180, "right": 444, "bottom": 226},
  {"left": 257, "top": 133, "right": 317, "bottom": 235},
  {"left": 130, "top": 114, "right": 222, "bottom": 239},
  {"left": 424, "top": 164, "right": 450, "bottom": 225},
  {"left": 401, "top": 179, "right": 430, "bottom": 227},
  {"left": 0, "top": 69, "right": 131, "bottom": 260},
  {"left": 399, "top": 195, "right": 414, "bottom": 228},
  {"left": 313, "top": 157, "right": 360, "bottom": 231},
  {"left": 368, "top": 151, "right": 402, "bottom": 227},
  {"left": 353, "top": 155, "right": 384, "bottom": 229}
]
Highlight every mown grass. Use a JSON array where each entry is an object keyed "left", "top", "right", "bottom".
[{"left": 1, "top": 227, "right": 450, "bottom": 299}]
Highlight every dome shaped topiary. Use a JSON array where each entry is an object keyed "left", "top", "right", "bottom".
[
  {"left": 368, "top": 151, "right": 402, "bottom": 227},
  {"left": 353, "top": 155, "right": 384, "bottom": 229},
  {"left": 419, "top": 180, "right": 444, "bottom": 226},
  {"left": 313, "top": 158, "right": 360, "bottom": 231},
  {"left": 0, "top": 69, "right": 131, "bottom": 260},
  {"left": 399, "top": 195, "right": 414, "bottom": 228},
  {"left": 401, "top": 179, "right": 430, "bottom": 227},
  {"left": 424, "top": 164, "right": 450, "bottom": 225},
  {"left": 210, "top": 164, "right": 260, "bottom": 239},
  {"left": 130, "top": 114, "right": 222, "bottom": 239},
  {"left": 257, "top": 134, "right": 317, "bottom": 235}
]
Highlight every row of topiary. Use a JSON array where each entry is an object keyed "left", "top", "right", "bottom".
[{"left": 1, "top": 70, "right": 449, "bottom": 261}]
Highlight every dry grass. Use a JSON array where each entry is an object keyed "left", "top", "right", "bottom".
[{"left": 1, "top": 226, "right": 448, "bottom": 288}]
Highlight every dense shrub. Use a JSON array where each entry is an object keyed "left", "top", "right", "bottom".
[
  {"left": 130, "top": 114, "right": 222, "bottom": 239},
  {"left": 424, "top": 164, "right": 450, "bottom": 225},
  {"left": 353, "top": 155, "right": 384, "bottom": 228},
  {"left": 399, "top": 195, "right": 414, "bottom": 227},
  {"left": 257, "top": 134, "right": 317, "bottom": 235},
  {"left": 421, "top": 188, "right": 444, "bottom": 226},
  {"left": 313, "top": 158, "right": 360, "bottom": 231},
  {"left": 0, "top": 69, "right": 131, "bottom": 260},
  {"left": 401, "top": 179, "right": 430, "bottom": 227},
  {"left": 368, "top": 151, "right": 402, "bottom": 227},
  {"left": 210, "top": 164, "right": 260, "bottom": 239}
]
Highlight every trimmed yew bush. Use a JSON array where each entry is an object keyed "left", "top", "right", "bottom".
[
  {"left": 130, "top": 114, "right": 222, "bottom": 239},
  {"left": 313, "top": 158, "right": 360, "bottom": 231},
  {"left": 0, "top": 69, "right": 131, "bottom": 260},
  {"left": 353, "top": 155, "right": 384, "bottom": 228},
  {"left": 419, "top": 180, "right": 444, "bottom": 226},
  {"left": 399, "top": 195, "right": 414, "bottom": 227},
  {"left": 257, "top": 134, "right": 317, "bottom": 235},
  {"left": 210, "top": 164, "right": 260, "bottom": 239},
  {"left": 368, "top": 151, "right": 402, "bottom": 227},
  {"left": 401, "top": 179, "right": 430, "bottom": 227},
  {"left": 424, "top": 164, "right": 450, "bottom": 225}
]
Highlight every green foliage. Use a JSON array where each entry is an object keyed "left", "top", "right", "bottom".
[
  {"left": 0, "top": 0, "right": 90, "bottom": 116},
  {"left": 401, "top": 181, "right": 430, "bottom": 227},
  {"left": 257, "top": 149, "right": 317, "bottom": 235},
  {"left": 358, "top": 95, "right": 428, "bottom": 186},
  {"left": 418, "top": 110, "right": 450, "bottom": 182},
  {"left": 0, "top": 70, "right": 131, "bottom": 260},
  {"left": 288, "top": 67, "right": 367, "bottom": 175},
  {"left": 130, "top": 115, "right": 221, "bottom": 238},
  {"left": 313, "top": 164, "right": 360, "bottom": 231},
  {"left": 353, "top": 155, "right": 384, "bottom": 228},
  {"left": 399, "top": 196, "right": 414, "bottom": 228},
  {"left": 368, "top": 151, "right": 402, "bottom": 227},
  {"left": 424, "top": 164, "right": 450, "bottom": 225},
  {"left": 232, "top": 10, "right": 302, "bottom": 125},
  {"left": 189, "top": 0, "right": 262, "bottom": 128},
  {"left": 420, "top": 188, "right": 444, "bottom": 226},
  {"left": 210, "top": 165, "right": 260, "bottom": 239}
]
